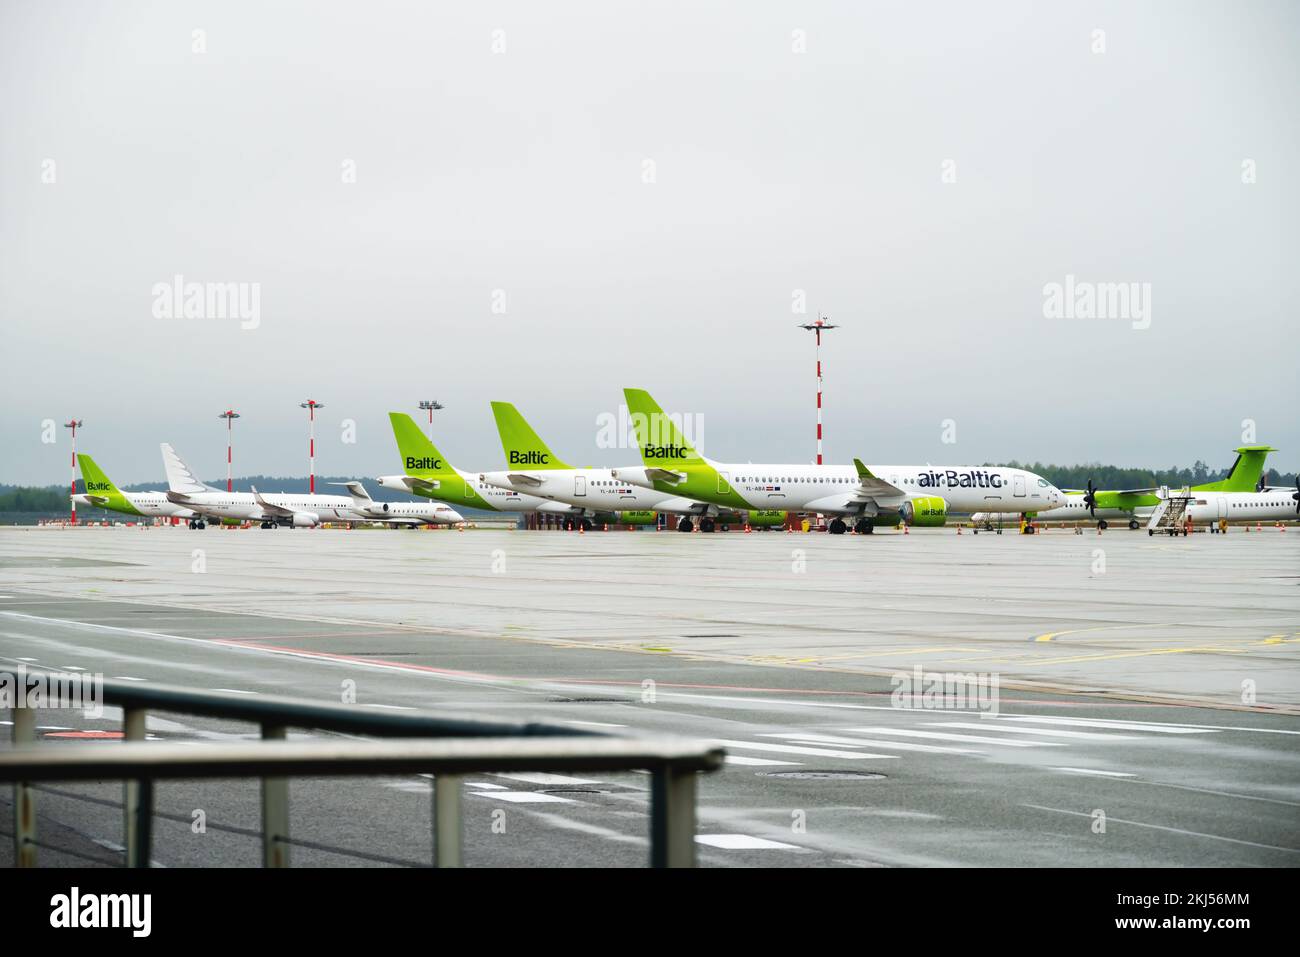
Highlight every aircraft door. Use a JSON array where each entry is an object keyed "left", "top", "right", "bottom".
[
  {"left": 575, "top": 475, "right": 586, "bottom": 497},
  {"left": 1013, "top": 474, "right": 1026, "bottom": 498}
]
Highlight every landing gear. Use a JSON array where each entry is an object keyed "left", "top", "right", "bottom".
[
  {"left": 677, "top": 517, "right": 694, "bottom": 533},
  {"left": 562, "top": 517, "right": 575, "bottom": 531},
  {"left": 854, "top": 518, "right": 871, "bottom": 534},
  {"left": 1098, "top": 519, "right": 1109, "bottom": 531},
  {"left": 261, "top": 522, "right": 273, "bottom": 530},
  {"left": 1129, "top": 519, "right": 1139, "bottom": 530},
  {"left": 580, "top": 518, "right": 593, "bottom": 531},
  {"left": 829, "top": 519, "right": 847, "bottom": 535},
  {"left": 699, "top": 517, "right": 716, "bottom": 533}
]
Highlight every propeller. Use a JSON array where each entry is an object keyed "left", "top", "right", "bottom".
[
  {"left": 1256, "top": 473, "right": 1267, "bottom": 493},
  {"left": 1292, "top": 478, "right": 1299, "bottom": 515},
  {"left": 1083, "top": 478, "right": 1098, "bottom": 516}
]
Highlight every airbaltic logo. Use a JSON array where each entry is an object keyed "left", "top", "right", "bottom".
[
  {"left": 917, "top": 470, "right": 1003, "bottom": 489},
  {"left": 405, "top": 456, "right": 443, "bottom": 471},
  {"left": 50, "top": 887, "right": 151, "bottom": 937},
  {"left": 86, "top": 481, "right": 112, "bottom": 492},
  {"left": 645, "top": 445, "right": 689, "bottom": 460},
  {"left": 509, "top": 451, "right": 549, "bottom": 465},
  {"left": 151, "top": 274, "right": 261, "bottom": 330}
]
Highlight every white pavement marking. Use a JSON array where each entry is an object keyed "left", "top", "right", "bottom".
[
  {"left": 493, "top": 772, "right": 600, "bottom": 786},
  {"left": 366, "top": 704, "right": 416, "bottom": 710},
  {"left": 476, "top": 791, "right": 575, "bottom": 804},
  {"left": 845, "top": 727, "right": 1065, "bottom": 748},
  {"left": 1053, "top": 767, "right": 1136, "bottom": 778},
  {"left": 562, "top": 720, "right": 628, "bottom": 728},
  {"left": 763, "top": 731, "right": 984, "bottom": 755},
  {"left": 724, "top": 755, "right": 801, "bottom": 767},
  {"left": 1022, "top": 804, "right": 1300, "bottom": 854},
  {"left": 465, "top": 782, "right": 509, "bottom": 790},
  {"left": 16, "top": 657, "right": 38, "bottom": 662},
  {"left": 713, "top": 739, "right": 899, "bottom": 760},
  {"left": 931, "top": 721, "right": 1136, "bottom": 741},
  {"left": 60, "top": 666, "right": 86, "bottom": 671},
  {"left": 696, "top": 834, "right": 800, "bottom": 850},
  {"left": 1001, "top": 716, "right": 1215, "bottom": 734},
  {"left": 211, "top": 688, "right": 257, "bottom": 695},
  {"left": 113, "top": 676, "right": 147, "bottom": 682}
]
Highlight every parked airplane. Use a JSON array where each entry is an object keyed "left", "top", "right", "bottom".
[
  {"left": 160, "top": 443, "right": 463, "bottom": 528},
  {"left": 72, "top": 453, "right": 199, "bottom": 522},
  {"left": 971, "top": 446, "right": 1277, "bottom": 530},
  {"left": 376, "top": 413, "right": 581, "bottom": 525},
  {"left": 477, "top": 402, "right": 786, "bottom": 529},
  {"left": 610, "top": 389, "right": 1066, "bottom": 533},
  {"left": 1154, "top": 480, "right": 1299, "bottom": 533}
]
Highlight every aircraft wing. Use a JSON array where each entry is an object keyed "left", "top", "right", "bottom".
[
  {"left": 250, "top": 486, "right": 296, "bottom": 518},
  {"left": 84, "top": 495, "right": 110, "bottom": 507}
]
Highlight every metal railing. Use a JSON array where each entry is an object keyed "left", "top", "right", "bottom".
[{"left": 1, "top": 671, "right": 724, "bottom": 868}]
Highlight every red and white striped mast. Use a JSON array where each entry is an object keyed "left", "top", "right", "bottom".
[
  {"left": 300, "top": 400, "right": 324, "bottom": 493},
  {"left": 217, "top": 409, "right": 240, "bottom": 492},
  {"left": 418, "top": 399, "right": 444, "bottom": 441},
  {"left": 64, "top": 418, "right": 83, "bottom": 524},
  {"left": 797, "top": 316, "right": 838, "bottom": 464}
]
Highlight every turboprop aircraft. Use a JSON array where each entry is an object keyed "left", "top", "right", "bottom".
[{"left": 971, "top": 446, "right": 1277, "bottom": 530}]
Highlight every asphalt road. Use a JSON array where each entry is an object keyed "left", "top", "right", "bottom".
[{"left": 1, "top": 525, "right": 1297, "bottom": 867}]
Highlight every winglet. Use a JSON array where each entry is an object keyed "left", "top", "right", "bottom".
[{"left": 853, "top": 458, "right": 876, "bottom": 480}]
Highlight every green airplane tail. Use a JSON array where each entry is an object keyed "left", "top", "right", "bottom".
[
  {"left": 76, "top": 454, "right": 140, "bottom": 515},
  {"left": 1201, "top": 446, "right": 1276, "bottom": 493},
  {"left": 490, "top": 402, "right": 571, "bottom": 470},
  {"left": 388, "top": 413, "right": 459, "bottom": 477},
  {"left": 76, "top": 453, "right": 122, "bottom": 498},
  {"left": 622, "top": 388, "right": 706, "bottom": 466}
]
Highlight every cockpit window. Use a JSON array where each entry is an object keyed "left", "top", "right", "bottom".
[{"left": 1037, "top": 478, "right": 1050, "bottom": 487}]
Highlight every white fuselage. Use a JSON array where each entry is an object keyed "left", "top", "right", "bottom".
[
  {"left": 478, "top": 467, "right": 709, "bottom": 516},
  {"left": 1184, "top": 489, "right": 1297, "bottom": 524},
  {"left": 973, "top": 493, "right": 1152, "bottom": 525},
  {"left": 72, "top": 491, "right": 197, "bottom": 520},
  {"left": 616, "top": 461, "right": 1065, "bottom": 517},
  {"left": 177, "top": 492, "right": 461, "bottom": 526}
]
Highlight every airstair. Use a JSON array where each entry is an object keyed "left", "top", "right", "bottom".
[{"left": 1146, "top": 486, "right": 1193, "bottom": 536}]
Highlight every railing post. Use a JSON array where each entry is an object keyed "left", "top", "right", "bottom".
[
  {"left": 261, "top": 724, "right": 289, "bottom": 867},
  {"left": 12, "top": 706, "right": 36, "bottom": 868},
  {"left": 122, "top": 707, "right": 147, "bottom": 867},
  {"left": 432, "top": 774, "right": 462, "bottom": 868},
  {"left": 650, "top": 764, "right": 698, "bottom": 868},
  {"left": 130, "top": 778, "right": 155, "bottom": 867}
]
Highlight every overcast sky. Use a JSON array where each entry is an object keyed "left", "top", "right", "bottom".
[{"left": 2, "top": 1, "right": 1296, "bottom": 486}]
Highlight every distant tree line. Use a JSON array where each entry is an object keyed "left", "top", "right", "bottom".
[{"left": 0, "top": 487, "right": 70, "bottom": 512}]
